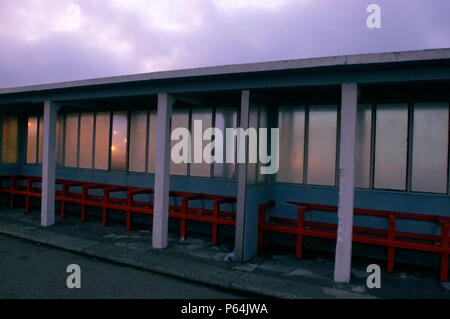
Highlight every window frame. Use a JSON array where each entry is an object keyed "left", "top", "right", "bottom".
[{"left": 274, "top": 100, "right": 450, "bottom": 196}]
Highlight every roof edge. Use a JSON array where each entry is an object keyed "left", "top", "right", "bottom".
[{"left": 1, "top": 48, "right": 449, "bottom": 96}]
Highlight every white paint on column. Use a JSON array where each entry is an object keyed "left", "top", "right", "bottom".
[
  {"left": 152, "top": 93, "right": 174, "bottom": 249},
  {"left": 234, "top": 90, "right": 250, "bottom": 263},
  {"left": 334, "top": 83, "right": 358, "bottom": 283},
  {"left": 41, "top": 101, "right": 59, "bottom": 227}
]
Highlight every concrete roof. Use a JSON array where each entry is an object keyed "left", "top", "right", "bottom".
[{"left": 1, "top": 48, "right": 450, "bottom": 96}]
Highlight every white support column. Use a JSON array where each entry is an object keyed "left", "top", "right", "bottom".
[
  {"left": 334, "top": 83, "right": 358, "bottom": 283},
  {"left": 152, "top": 93, "right": 174, "bottom": 249},
  {"left": 234, "top": 90, "right": 250, "bottom": 263},
  {"left": 41, "top": 101, "right": 59, "bottom": 227}
]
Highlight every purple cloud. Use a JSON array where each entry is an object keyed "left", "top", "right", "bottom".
[{"left": 0, "top": 0, "right": 449, "bottom": 88}]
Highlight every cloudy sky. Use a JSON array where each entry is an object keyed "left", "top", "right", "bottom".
[{"left": 0, "top": 0, "right": 449, "bottom": 88}]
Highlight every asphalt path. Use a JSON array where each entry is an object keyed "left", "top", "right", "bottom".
[{"left": 0, "top": 234, "right": 247, "bottom": 299}]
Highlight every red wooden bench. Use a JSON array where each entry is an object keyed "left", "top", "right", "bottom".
[
  {"left": 1, "top": 175, "right": 237, "bottom": 245},
  {"left": 124, "top": 188, "right": 190, "bottom": 231},
  {"left": 0, "top": 175, "right": 38, "bottom": 209},
  {"left": 0, "top": 175, "right": 67, "bottom": 212},
  {"left": 125, "top": 187, "right": 154, "bottom": 230},
  {"left": 181, "top": 194, "right": 237, "bottom": 245},
  {"left": 258, "top": 200, "right": 450, "bottom": 281}
]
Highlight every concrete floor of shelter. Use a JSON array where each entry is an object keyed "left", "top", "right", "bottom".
[{"left": 0, "top": 204, "right": 449, "bottom": 299}]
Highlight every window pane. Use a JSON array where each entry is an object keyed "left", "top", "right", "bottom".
[
  {"left": 374, "top": 103, "right": 408, "bottom": 190},
  {"left": 355, "top": 104, "right": 372, "bottom": 188},
  {"left": 307, "top": 105, "right": 337, "bottom": 186},
  {"left": 276, "top": 105, "right": 305, "bottom": 183},
  {"left": 214, "top": 107, "right": 237, "bottom": 179},
  {"left": 64, "top": 113, "right": 79, "bottom": 167},
  {"left": 79, "top": 112, "right": 94, "bottom": 168},
  {"left": 56, "top": 115, "right": 64, "bottom": 167},
  {"left": 170, "top": 108, "right": 189, "bottom": 175},
  {"left": 38, "top": 115, "right": 43, "bottom": 164},
  {"left": 247, "top": 104, "right": 259, "bottom": 184},
  {"left": 94, "top": 112, "right": 110, "bottom": 170},
  {"left": 411, "top": 103, "right": 449, "bottom": 193},
  {"left": 111, "top": 112, "right": 128, "bottom": 171},
  {"left": 148, "top": 110, "right": 157, "bottom": 173},
  {"left": 26, "top": 116, "right": 38, "bottom": 164},
  {"left": 190, "top": 108, "right": 212, "bottom": 177},
  {"left": 2, "top": 114, "right": 18, "bottom": 164},
  {"left": 129, "top": 110, "right": 147, "bottom": 172}
]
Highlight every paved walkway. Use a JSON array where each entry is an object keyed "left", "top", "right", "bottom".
[
  {"left": 0, "top": 207, "right": 449, "bottom": 298},
  {"left": 0, "top": 234, "right": 250, "bottom": 299}
]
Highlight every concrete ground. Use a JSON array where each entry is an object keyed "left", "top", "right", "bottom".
[
  {"left": 0, "top": 206, "right": 449, "bottom": 299},
  {"left": 0, "top": 235, "right": 248, "bottom": 299}
]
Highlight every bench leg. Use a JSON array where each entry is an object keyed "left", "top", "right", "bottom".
[
  {"left": 296, "top": 233, "right": 303, "bottom": 259},
  {"left": 257, "top": 229, "right": 264, "bottom": 252},
  {"left": 25, "top": 195, "right": 30, "bottom": 213},
  {"left": 60, "top": 187, "right": 66, "bottom": 218},
  {"left": 126, "top": 212, "right": 132, "bottom": 230},
  {"left": 102, "top": 207, "right": 108, "bottom": 227},
  {"left": 440, "top": 223, "right": 449, "bottom": 282},
  {"left": 25, "top": 180, "right": 31, "bottom": 213},
  {"left": 296, "top": 209, "right": 304, "bottom": 259},
  {"left": 81, "top": 189, "right": 87, "bottom": 222},
  {"left": 9, "top": 193, "right": 13, "bottom": 209},
  {"left": 387, "top": 214, "right": 396, "bottom": 273},
  {"left": 61, "top": 200, "right": 65, "bottom": 218},
  {"left": 212, "top": 223, "right": 217, "bottom": 246},
  {"left": 441, "top": 253, "right": 448, "bottom": 282},
  {"left": 387, "top": 247, "right": 395, "bottom": 273},
  {"left": 9, "top": 178, "right": 14, "bottom": 209},
  {"left": 126, "top": 195, "right": 133, "bottom": 230},
  {"left": 180, "top": 219, "right": 186, "bottom": 240}
]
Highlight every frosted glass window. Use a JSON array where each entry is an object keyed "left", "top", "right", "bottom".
[
  {"left": 64, "top": 113, "right": 79, "bottom": 168},
  {"left": 355, "top": 104, "right": 372, "bottom": 188},
  {"left": 214, "top": 107, "right": 237, "bottom": 179},
  {"left": 56, "top": 115, "right": 64, "bottom": 167},
  {"left": 276, "top": 106, "right": 305, "bottom": 183},
  {"left": 307, "top": 105, "right": 337, "bottom": 186},
  {"left": 94, "top": 112, "right": 110, "bottom": 170},
  {"left": 190, "top": 108, "right": 212, "bottom": 177},
  {"left": 26, "top": 116, "right": 38, "bottom": 164},
  {"left": 148, "top": 110, "right": 157, "bottom": 173},
  {"left": 79, "top": 113, "right": 94, "bottom": 168},
  {"left": 411, "top": 103, "right": 449, "bottom": 193},
  {"left": 374, "top": 104, "right": 408, "bottom": 190},
  {"left": 129, "top": 110, "right": 147, "bottom": 172},
  {"left": 170, "top": 108, "right": 189, "bottom": 175},
  {"left": 247, "top": 104, "right": 259, "bottom": 184},
  {"left": 38, "top": 115, "right": 43, "bottom": 164},
  {"left": 110, "top": 111, "right": 128, "bottom": 171},
  {"left": 2, "top": 114, "right": 18, "bottom": 164}
]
